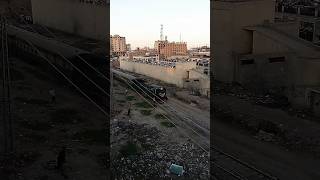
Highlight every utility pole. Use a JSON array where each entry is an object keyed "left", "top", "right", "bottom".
[
  {"left": 110, "top": 68, "right": 113, "bottom": 113},
  {"left": 1, "top": 15, "right": 14, "bottom": 156}
]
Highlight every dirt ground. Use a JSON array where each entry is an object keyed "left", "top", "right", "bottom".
[
  {"left": 0, "top": 57, "right": 108, "bottom": 180},
  {"left": 110, "top": 79, "right": 210, "bottom": 179},
  {"left": 213, "top": 90, "right": 320, "bottom": 179}
]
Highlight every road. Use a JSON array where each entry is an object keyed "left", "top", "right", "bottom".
[{"left": 167, "top": 96, "right": 320, "bottom": 179}]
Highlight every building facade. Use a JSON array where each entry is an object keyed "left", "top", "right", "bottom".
[
  {"left": 111, "top": 35, "right": 127, "bottom": 56},
  {"left": 212, "top": 0, "right": 320, "bottom": 109},
  {"left": 155, "top": 40, "right": 188, "bottom": 59}
]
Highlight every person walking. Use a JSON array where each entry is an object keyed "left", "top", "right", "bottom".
[
  {"left": 49, "top": 88, "right": 56, "bottom": 104},
  {"left": 56, "top": 146, "right": 68, "bottom": 178}
]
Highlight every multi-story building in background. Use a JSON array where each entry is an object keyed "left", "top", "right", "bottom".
[
  {"left": 155, "top": 40, "right": 188, "bottom": 59},
  {"left": 126, "top": 44, "right": 131, "bottom": 52},
  {"left": 111, "top": 34, "right": 127, "bottom": 56}
]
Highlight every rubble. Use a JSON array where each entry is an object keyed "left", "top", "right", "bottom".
[{"left": 111, "top": 120, "right": 209, "bottom": 179}]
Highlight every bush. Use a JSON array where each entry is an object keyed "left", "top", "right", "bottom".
[
  {"left": 119, "top": 142, "right": 141, "bottom": 157},
  {"left": 154, "top": 114, "right": 166, "bottom": 119},
  {"left": 73, "top": 129, "right": 106, "bottom": 145},
  {"left": 126, "top": 96, "right": 136, "bottom": 101},
  {"left": 258, "top": 120, "right": 280, "bottom": 134},
  {"left": 160, "top": 121, "right": 175, "bottom": 128},
  {"left": 134, "top": 101, "right": 153, "bottom": 108},
  {"left": 50, "top": 108, "right": 83, "bottom": 124},
  {"left": 140, "top": 110, "right": 152, "bottom": 116}
]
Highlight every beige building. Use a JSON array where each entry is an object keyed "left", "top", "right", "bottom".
[
  {"left": 31, "top": 0, "right": 108, "bottom": 41},
  {"left": 155, "top": 40, "right": 188, "bottom": 59},
  {"left": 110, "top": 35, "right": 127, "bottom": 56},
  {"left": 212, "top": 0, "right": 320, "bottom": 110}
]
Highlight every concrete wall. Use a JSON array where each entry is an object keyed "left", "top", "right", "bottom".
[
  {"left": 186, "top": 69, "right": 210, "bottom": 96},
  {"left": 120, "top": 60, "right": 197, "bottom": 87},
  {"left": 237, "top": 53, "right": 289, "bottom": 91},
  {"left": 238, "top": 29, "right": 320, "bottom": 107},
  {"left": 252, "top": 31, "right": 291, "bottom": 54},
  {"left": 212, "top": 0, "right": 275, "bottom": 82},
  {"left": 31, "top": 0, "right": 107, "bottom": 40}
]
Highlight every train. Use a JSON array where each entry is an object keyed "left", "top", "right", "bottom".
[
  {"left": 112, "top": 69, "right": 168, "bottom": 103},
  {"left": 4, "top": 24, "right": 110, "bottom": 110}
]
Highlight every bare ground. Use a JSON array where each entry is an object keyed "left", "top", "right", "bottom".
[{"left": 0, "top": 57, "right": 108, "bottom": 180}]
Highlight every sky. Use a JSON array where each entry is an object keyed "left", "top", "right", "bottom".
[{"left": 110, "top": 0, "right": 210, "bottom": 49}]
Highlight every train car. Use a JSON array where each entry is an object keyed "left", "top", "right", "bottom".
[
  {"left": 112, "top": 69, "right": 167, "bottom": 103},
  {"left": 5, "top": 24, "right": 110, "bottom": 110}
]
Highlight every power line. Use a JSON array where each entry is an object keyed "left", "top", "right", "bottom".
[
  {"left": 22, "top": 34, "right": 109, "bottom": 116},
  {"left": 113, "top": 72, "right": 209, "bottom": 153}
]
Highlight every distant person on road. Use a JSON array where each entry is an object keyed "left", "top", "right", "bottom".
[
  {"left": 125, "top": 89, "right": 128, "bottom": 96},
  {"left": 127, "top": 103, "right": 131, "bottom": 116},
  {"left": 56, "top": 146, "right": 67, "bottom": 178},
  {"left": 49, "top": 88, "right": 56, "bottom": 104}
]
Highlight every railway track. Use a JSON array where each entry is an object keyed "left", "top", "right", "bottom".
[
  {"left": 114, "top": 70, "right": 279, "bottom": 180},
  {"left": 163, "top": 99, "right": 277, "bottom": 180}
]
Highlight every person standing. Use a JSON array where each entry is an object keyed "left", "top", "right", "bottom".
[{"left": 127, "top": 103, "right": 131, "bottom": 116}]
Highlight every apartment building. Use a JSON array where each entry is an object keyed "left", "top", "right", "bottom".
[{"left": 110, "top": 34, "right": 126, "bottom": 56}]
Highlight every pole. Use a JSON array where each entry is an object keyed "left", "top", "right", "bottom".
[{"left": 110, "top": 67, "right": 113, "bottom": 113}]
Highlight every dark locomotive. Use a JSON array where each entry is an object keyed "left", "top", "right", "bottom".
[{"left": 112, "top": 69, "right": 168, "bottom": 103}]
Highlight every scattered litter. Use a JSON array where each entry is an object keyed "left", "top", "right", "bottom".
[{"left": 169, "top": 163, "right": 184, "bottom": 176}]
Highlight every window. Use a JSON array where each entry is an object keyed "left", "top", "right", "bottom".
[
  {"left": 241, "top": 59, "right": 254, "bottom": 65},
  {"left": 269, "top": 56, "right": 285, "bottom": 63}
]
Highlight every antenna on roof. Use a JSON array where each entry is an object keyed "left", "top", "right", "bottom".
[{"left": 160, "top": 24, "right": 163, "bottom": 41}]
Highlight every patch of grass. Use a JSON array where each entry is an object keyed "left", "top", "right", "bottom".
[
  {"left": 140, "top": 109, "right": 152, "bottom": 116},
  {"left": 16, "top": 85, "right": 32, "bottom": 91},
  {"left": 154, "top": 114, "right": 166, "bottom": 119},
  {"left": 14, "top": 97, "right": 49, "bottom": 105},
  {"left": 10, "top": 69, "right": 25, "bottom": 81},
  {"left": 119, "top": 142, "right": 141, "bottom": 157},
  {"left": 134, "top": 101, "right": 153, "bottom": 108},
  {"left": 126, "top": 96, "right": 136, "bottom": 101},
  {"left": 258, "top": 120, "right": 281, "bottom": 135},
  {"left": 96, "top": 152, "right": 108, "bottom": 168},
  {"left": 117, "top": 99, "right": 126, "bottom": 103},
  {"left": 17, "top": 151, "right": 41, "bottom": 164},
  {"left": 160, "top": 121, "right": 175, "bottom": 128},
  {"left": 141, "top": 143, "right": 155, "bottom": 151},
  {"left": 24, "top": 133, "right": 47, "bottom": 143},
  {"left": 73, "top": 129, "right": 106, "bottom": 145},
  {"left": 50, "top": 108, "right": 83, "bottom": 124},
  {"left": 20, "top": 120, "right": 52, "bottom": 131}
]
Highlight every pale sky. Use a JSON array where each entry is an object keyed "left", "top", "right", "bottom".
[{"left": 111, "top": 0, "right": 210, "bottom": 49}]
